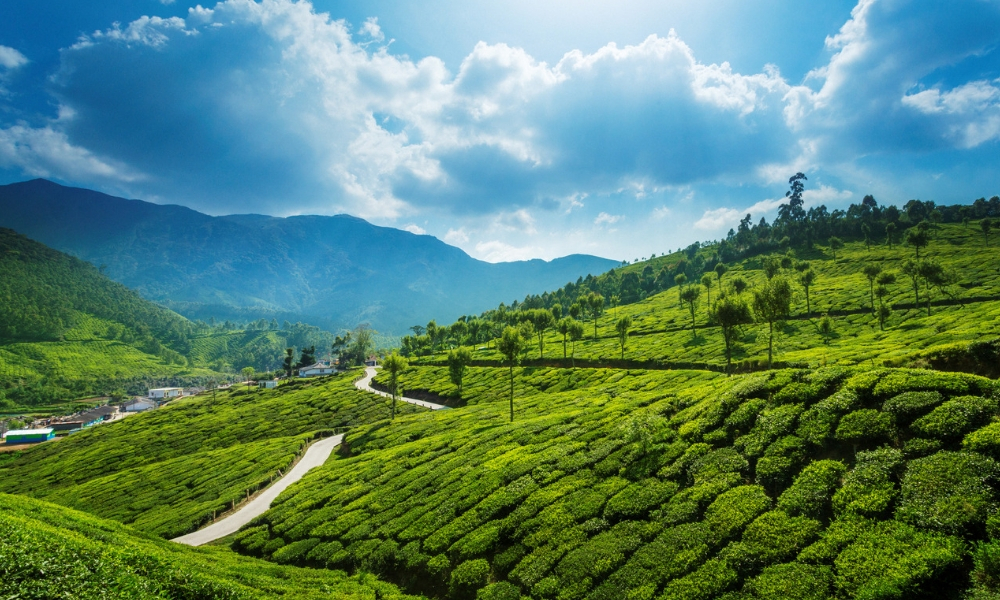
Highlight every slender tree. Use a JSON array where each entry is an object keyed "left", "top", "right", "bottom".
[
  {"left": 799, "top": 269, "right": 816, "bottom": 317},
  {"left": 982, "top": 218, "right": 993, "bottom": 247},
  {"left": 568, "top": 321, "right": 585, "bottom": 369},
  {"left": 711, "top": 294, "right": 753, "bottom": 373},
  {"left": 525, "top": 309, "right": 555, "bottom": 358},
  {"left": 885, "top": 222, "right": 897, "bottom": 248},
  {"left": 752, "top": 276, "right": 793, "bottom": 368},
  {"left": 282, "top": 348, "right": 294, "bottom": 378},
  {"left": 917, "top": 260, "right": 952, "bottom": 316},
  {"left": 556, "top": 317, "right": 573, "bottom": 359},
  {"left": 901, "top": 259, "right": 921, "bottom": 309},
  {"left": 675, "top": 274, "right": 688, "bottom": 307},
  {"left": 715, "top": 262, "right": 728, "bottom": 283},
  {"left": 615, "top": 316, "right": 632, "bottom": 359},
  {"left": 905, "top": 228, "right": 929, "bottom": 258},
  {"left": 587, "top": 293, "right": 605, "bottom": 340},
  {"left": 875, "top": 271, "right": 896, "bottom": 330},
  {"left": 731, "top": 277, "right": 748, "bottom": 296},
  {"left": 701, "top": 273, "right": 714, "bottom": 311},
  {"left": 447, "top": 347, "right": 472, "bottom": 396},
  {"left": 829, "top": 236, "right": 844, "bottom": 260},
  {"left": 497, "top": 326, "right": 527, "bottom": 422},
  {"left": 382, "top": 352, "right": 408, "bottom": 419},
  {"left": 862, "top": 263, "right": 883, "bottom": 313},
  {"left": 762, "top": 256, "right": 781, "bottom": 279},
  {"left": 680, "top": 285, "right": 701, "bottom": 337},
  {"left": 241, "top": 366, "right": 255, "bottom": 392}
]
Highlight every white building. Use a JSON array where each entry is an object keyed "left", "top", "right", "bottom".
[
  {"left": 298, "top": 362, "right": 333, "bottom": 377},
  {"left": 124, "top": 398, "right": 158, "bottom": 413},
  {"left": 148, "top": 387, "right": 182, "bottom": 400},
  {"left": 258, "top": 379, "right": 279, "bottom": 389}
]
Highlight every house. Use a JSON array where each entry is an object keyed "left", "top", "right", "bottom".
[
  {"left": 4, "top": 428, "right": 55, "bottom": 445},
  {"left": 258, "top": 379, "right": 279, "bottom": 389},
  {"left": 148, "top": 387, "right": 183, "bottom": 400},
  {"left": 123, "top": 398, "right": 158, "bottom": 413},
  {"left": 365, "top": 355, "right": 379, "bottom": 367},
  {"left": 298, "top": 362, "right": 334, "bottom": 377},
  {"left": 50, "top": 405, "right": 119, "bottom": 432}
]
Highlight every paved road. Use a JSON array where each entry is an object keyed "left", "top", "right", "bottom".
[
  {"left": 171, "top": 434, "right": 343, "bottom": 546},
  {"left": 355, "top": 367, "right": 447, "bottom": 410}
]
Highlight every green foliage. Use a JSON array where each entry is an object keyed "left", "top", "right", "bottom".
[
  {"left": 703, "top": 485, "right": 772, "bottom": 542},
  {"left": 835, "top": 409, "right": 895, "bottom": 448},
  {"left": 896, "top": 451, "right": 1000, "bottom": 535},
  {"left": 777, "top": 460, "right": 847, "bottom": 520},
  {"left": 964, "top": 421, "right": 1000, "bottom": 458},
  {"left": 882, "top": 391, "right": 944, "bottom": 423},
  {"left": 911, "top": 396, "right": 995, "bottom": 439}
]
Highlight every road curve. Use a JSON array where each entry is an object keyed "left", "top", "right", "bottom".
[
  {"left": 355, "top": 367, "right": 448, "bottom": 410},
  {"left": 171, "top": 434, "right": 343, "bottom": 546}
]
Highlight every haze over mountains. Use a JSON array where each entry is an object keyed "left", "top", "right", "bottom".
[{"left": 0, "top": 180, "right": 617, "bottom": 335}]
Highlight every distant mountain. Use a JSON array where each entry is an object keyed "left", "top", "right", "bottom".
[{"left": 0, "top": 180, "right": 617, "bottom": 334}]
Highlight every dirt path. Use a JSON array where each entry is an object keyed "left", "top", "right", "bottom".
[
  {"left": 354, "top": 367, "right": 447, "bottom": 410},
  {"left": 171, "top": 434, "right": 343, "bottom": 546}
]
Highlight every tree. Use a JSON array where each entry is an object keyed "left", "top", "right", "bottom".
[
  {"left": 409, "top": 325, "right": 426, "bottom": 337},
  {"left": 674, "top": 274, "right": 688, "bottom": 306},
  {"left": 917, "top": 260, "right": 953, "bottom": 316},
  {"left": 901, "top": 259, "right": 921, "bottom": 308},
  {"left": 982, "top": 218, "right": 993, "bottom": 247},
  {"left": 799, "top": 269, "right": 816, "bottom": 317},
  {"left": 609, "top": 295, "right": 619, "bottom": 319},
  {"left": 568, "top": 321, "right": 585, "bottom": 368},
  {"left": 680, "top": 285, "right": 701, "bottom": 337},
  {"left": 753, "top": 276, "right": 793, "bottom": 368},
  {"left": 497, "top": 326, "right": 527, "bottom": 422},
  {"left": 615, "top": 316, "right": 632, "bottom": 359},
  {"left": 556, "top": 317, "right": 573, "bottom": 359},
  {"left": 905, "top": 228, "right": 929, "bottom": 258},
  {"left": 862, "top": 264, "right": 883, "bottom": 313},
  {"left": 711, "top": 294, "right": 753, "bottom": 373},
  {"left": 715, "top": 262, "right": 728, "bottom": 283},
  {"left": 762, "top": 256, "right": 781, "bottom": 280},
  {"left": 341, "top": 325, "right": 375, "bottom": 367},
  {"left": 701, "top": 273, "right": 714, "bottom": 310},
  {"left": 829, "top": 237, "right": 844, "bottom": 260},
  {"left": 331, "top": 333, "right": 351, "bottom": 369},
  {"left": 296, "top": 346, "right": 316, "bottom": 369},
  {"left": 586, "top": 293, "right": 605, "bottom": 340},
  {"left": 241, "top": 366, "right": 255, "bottom": 392},
  {"left": 731, "top": 277, "right": 748, "bottom": 295},
  {"left": 551, "top": 303, "right": 563, "bottom": 321},
  {"left": 861, "top": 223, "right": 872, "bottom": 251},
  {"left": 525, "top": 309, "right": 555, "bottom": 358},
  {"left": 885, "top": 222, "right": 897, "bottom": 248},
  {"left": 382, "top": 352, "right": 408, "bottom": 419},
  {"left": 818, "top": 314, "right": 834, "bottom": 344},
  {"left": 875, "top": 271, "right": 896, "bottom": 331},
  {"left": 569, "top": 303, "right": 583, "bottom": 320},
  {"left": 282, "top": 348, "right": 294, "bottom": 378},
  {"left": 447, "top": 347, "right": 472, "bottom": 396}
]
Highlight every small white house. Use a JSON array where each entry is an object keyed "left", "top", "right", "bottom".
[
  {"left": 148, "top": 387, "right": 182, "bottom": 400},
  {"left": 124, "top": 398, "right": 157, "bottom": 413},
  {"left": 298, "top": 362, "right": 334, "bottom": 377},
  {"left": 258, "top": 379, "right": 279, "bottom": 389}
]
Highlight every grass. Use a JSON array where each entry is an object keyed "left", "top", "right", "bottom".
[
  {"left": 0, "top": 370, "right": 420, "bottom": 538},
  {"left": 0, "top": 492, "right": 424, "bottom": 599}
]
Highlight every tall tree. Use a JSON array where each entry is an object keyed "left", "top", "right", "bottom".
[
  {"left": 829, "top": 237, "right": 844, "bottom": 260},
  {"left": 525, "top": 309, "right": 556, "bottom": 358},
  {"left": 241, "top": 366, "right": 255, "bottom": 392},
  {"left": 587, "top": 293, "right": 605, "bottom": 340},
  {"left": 901, "top": 259, "right": 921, "bottom": 309},
  {"left": 917, "top": 260, "right": 953, "bottom": 316},
  {"left": 701, "top": 273, "right": 714, "bottom": 310},
  {"left": 556, "top": 317, "right": 573, "bottom": 359},
  {"left": 296, "top": 346, "right": 316, "bottom": 369},
  {"left": 615, "top": 316, "right": 632, "bottom": 359},
  {"left": 497, "top": 326, "right": 527, "bottom": 422},
  {"left": 862, "top": 263, "right": 883, "bottom": 313},
  {"left": 282, "top": 347, "right": 294, "bottom": 378},
  {"left": 447, "top": 347, "right": 472, "bottom": 396},
  {"left": 674, "top": 274, "right": 688, "bottom": 307},
  {"left": 905, "top": 228, "right": 929, "bottom": 258},
  {"left": 711, "top": 294, "right": 753, "bottom": 373},
  {"left": 752, "top": 276, "right": 793, "bottom": 368},
  {"left": 885, "top": 222, "right": 897, "bottom": 248},
  {"left": 799, "top": 269, "right": 816, "bottom": 317},
  {"left": 680, "top": 285, "right": 701, "bottom": 337},
  {"left": 382, "top": 352, "right": 408, "bottom": 420},
  {"left": 762, "top": 256, "right": 781, "bottom": 280},
  {"left": 982, "top": 218, "right": 993, "bottom": 247},
  {"left": 568, "top": 321, "right": 585, "bottom": 368},
  {"left": 875, "top": 271, "right": 896, "bottom": 331},
  {"left": 715, "top": 262, "right": 728, "bottom": 283}
]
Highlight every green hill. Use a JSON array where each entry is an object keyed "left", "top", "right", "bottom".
[{"left": 0, "top": 492, "right": 423, "bottom": 599}]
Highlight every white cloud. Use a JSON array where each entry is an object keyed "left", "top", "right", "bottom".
[
  {"left": 0, "top": 124, "right": 144, "bottom": 183},
  {"left": 474, "top": 240, "right": 540, "bottom": 262},
  {"left": 444, "top": 227, "right": 469, "bottom": 244},
  {"left": 493, "top": 209, "right": 536, "bottom": 233},
  {"left": 694, "top": 184, "right": 853, "bottom": 232},
  {"left": 358, "top": 17, "right": 385, "bottom": 43},
  {"left": 594, "top": 212, "right": 623, "bottom": 226},
  {"left": 651, "top": 206, "right": 672, "bottom": 220},
  {"left": 0, "top": 46, "right": 28, "bottom": 69},
  {"left": 694, "top": 207, "right": 741, "bottom": 231},
  {"left": 402, "top": 223, "right": 426, "bottom": 235}
]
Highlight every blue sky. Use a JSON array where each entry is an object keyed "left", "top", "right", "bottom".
[{"left": 0, "top": 0, "right": 998, "bottom": 262}]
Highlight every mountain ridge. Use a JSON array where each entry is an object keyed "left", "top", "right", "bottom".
[{"left": 0, "top": 179, "right": 617, "bottom": 334}]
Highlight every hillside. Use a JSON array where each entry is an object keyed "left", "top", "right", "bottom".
[
  {"left": 0, "top": 493, "right": 423, "bottom": 599},
  {"left": 0, "top": 179, "right": 618, "bottom": 335}
]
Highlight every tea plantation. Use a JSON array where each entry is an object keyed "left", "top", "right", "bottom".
[
  {"left": 0, "top": 372, "right": 418, "bottom": 538},
  {"left": 236, "top": 366, "right": 1000, "bottom": 600},
  {"left": 0, "top": 492, "right": 424, "bottom": 599}
]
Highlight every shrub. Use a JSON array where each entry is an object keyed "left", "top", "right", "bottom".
[
  {"left": 777, "top": 460, "right": 847, "bottom": 520},
  {"left": 833, "top": 520, "right": 966, "bottom": 599},
  {"left": 902, "top": 437, "right": 941, "bottom": 459},
  {"left": 882, "top": 391, "right": 943, "bottom": 423},
  {"left": 965, "top": 421, "right": 1000, "bottom": 459},
  {"left": 270, "top": 537, "right": 321, "bottom": 565},
  {"left": 911, "top": 396, "right": 995, "bottom": 440},
  {"left": 740, "top": 562, "right": 834, "bottom": 600},
  {"left": 450, "top": 559, "right": 491, "bottom": 599},
  {"left": 725, "top": 398, "right": 767, "bottom": 434},
  {"left": 971, "top": 540, "right": 1000, "bottom": 591},
  {"left": 725, "top": 511, "right": 821, "bottom": 572},
  {"left": 772, "top": 382, "right": 824, "bottom": 406},
  {"left": 688, "top": 448, "right": 748, "bottom": 484},
  {"left": 477, "top": 581, "right": 522, "bottom": 600},
  {"left": 832, "top": 448, "right": 904, "bottom": 519},
  {"left": 704, "top": 485, "right": 772, "bottom": 542},
  {"left": 755, "top": 436, "right": 808, "bottom": 492},
  {"left": 835, "top": 409, "right": 895, "bottom": 448},
  {"left": 735, "top": 404, "right": 805, "bottom": 458},
  {"left": 896, "top": 451, "right": 1000, "bottom": 535},
  {"left": 603, "top": 479, "right": 678, "bottom": 521},
  {"left": 659, "top": 557, "right": 738, "bottom": 600}
]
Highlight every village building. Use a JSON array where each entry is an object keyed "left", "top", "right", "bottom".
[
  {"left": 123, "top": 398, "right": 158, "bottom": 413},
  {"left": 4, "top": 428, "right": 55, "bottom": 445},
  {"left": 298, "top": 362, "right": 334, "bottom": 377},
  {"left": 258, "top": 379, "right": 279, "bottom": 389},
  {"left": 365, "top": 355, "right": 379, "bottom": 367},
  {"left": 148, "top": 387, "right": 183, "bottom": 400},
  {"left": 50, "top": 405, "right": 119, "bottom": 432}
]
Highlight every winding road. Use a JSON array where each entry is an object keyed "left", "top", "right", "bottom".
[
  {"left": 171, "top": 434, "right": 343, "bottom": 546},
  {"left": 354, "top": 366, "right": 448, "bottom": 410}
]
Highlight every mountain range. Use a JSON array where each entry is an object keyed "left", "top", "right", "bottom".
[{"left": 0, "top": 179, "right": 617, "bottom": 335}]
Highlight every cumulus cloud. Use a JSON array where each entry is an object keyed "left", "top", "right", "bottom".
[
  {"left": 0, "top": 46, "right": 28, "bottom": 70},
  {"left": 0, "top": 124, "right": 144, "bottom": 183},
  {"left": 694, "top": 184, "right": 853, "bottom": 232},
  {"left": 402, "top": 223, "right": 426, "bottom": 234},
  {"left": 474, "top": 240, "right": 540, "bottom": 262},
  {"left": 444, "top": 227, "right": 469, "bottom": 244},
  {"left": 594, "top": 212, "right": 623, "bottom": 226}
]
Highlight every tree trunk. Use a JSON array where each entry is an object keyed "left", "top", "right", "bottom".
[
  {"left": 767, "top": 321, "right": 774, "bottom": 368},
  {"left": 806, "top": 287, "right": 811, "bottom": 317},
  {"left": 509, "top": 365, "right": 515, "bottom": 422},
  {"left": 563, "top": 336, "right": 567, "bottom": 359}
]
